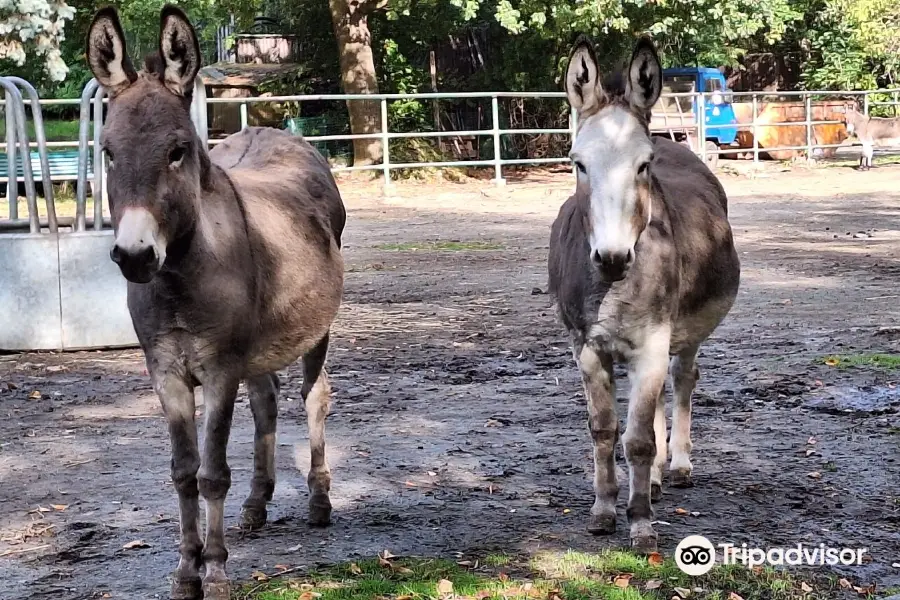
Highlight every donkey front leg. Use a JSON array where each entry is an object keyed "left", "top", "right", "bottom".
[
  {"left": 155, "top": 370, "right": 202, "bottom": 600},
  {"left": 197, "top": 373, "right": 240, "bottom": 600},
  {"left": 623, "top": 329, "right": 670, "bottom": 553},
  {"left": 302, "top": 334, "right": 333, "bottom": 526},
  {"left": 578, "top": 344, "right": 619, "bottom": 535},
  {"left": 650, "top": 388, "right": 667, "bottom": 502},
  {"left": 669, "top": 348, "right": 700, "bottom": 487},
  {"left": 242, "top": 373, "right": 279, "bottom": 530}
]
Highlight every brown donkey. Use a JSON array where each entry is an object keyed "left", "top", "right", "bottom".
[
  {"left": 548, "top": 35, "right": 740, "bottom": 552},
  {"left": 86, "top": 6, "right": 345, "bottom": 599}
]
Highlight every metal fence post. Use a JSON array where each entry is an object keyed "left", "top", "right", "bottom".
[
  {"left": 491, "top": 95, "right": 505, "bottom": 186},
  {"left": 570, "top": 105, "right": 578, "bottom": 175},
  {"left": 240, "top": 101, "right": 248, "bottom": 130},
  {"left": 696, "top": 92, "right": 706, "bottom": 162},
  {"left": 863, "top": 92, "right": 870, "bottom": 116},
  {"left": 751, "top": 93, "right": 759, "bottom": 163},
  {"left": 805, "top": 93, "right": 813, "bottom": 161},
  {"left": 92, "top": 87, "right": 105, "bottom": 230},
  {"left": 381, "top": 98, "right": 391, "bottom": 188},
  {"left": 5, "top": 90, "right": 17, "bottom": 220},
  {"left": 894, "top": 90, "right": 899, "bottom": 117},
  {"left": 75, "top": 79, "right": 100, "bottom": 233}
]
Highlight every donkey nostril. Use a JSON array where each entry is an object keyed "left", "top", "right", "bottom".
[
  {"left": 625, "top": 248, "right": 635, "bottom": 266},
  {"left": 591, "top": 250, "right": 603, "bottom": 266},
  {"left": 110, "top": 245, "right": 123, "bottom": 264}
]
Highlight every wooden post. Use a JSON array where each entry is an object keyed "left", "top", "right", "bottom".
[{"left": 430, "top": 50, "right": 439, "bottom": 131}]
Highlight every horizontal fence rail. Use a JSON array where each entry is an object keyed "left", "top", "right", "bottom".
[{"left": 2, "top": 86, "right": 900, "bottom": 224}]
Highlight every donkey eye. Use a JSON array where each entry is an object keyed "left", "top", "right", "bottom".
[
  {"left": 637, "top": 161, "right": 650, "bottom": 175},
  {"left": 574, "top": 161, "right": 587, "bottom": 174},
  {"left": 104, "top": 148, "right": 115, "bottom": 164},
  {"left": 169, "top": 146, "right": 186, "bottom": 165}
]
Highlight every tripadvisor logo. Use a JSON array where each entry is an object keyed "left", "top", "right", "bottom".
[
  {"left": 675, "top": 535, "right": 716, "bottom": 576},
  {"left": 674, "top": 535, "right": 869, "bottom": 576}
]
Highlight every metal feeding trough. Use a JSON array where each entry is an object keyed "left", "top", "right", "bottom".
[{"left": 0, "top": 77, "right": 208, "bottom": 351}]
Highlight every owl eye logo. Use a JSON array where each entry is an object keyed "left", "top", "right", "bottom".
[
  {"left": 678, "top": 546, "right": 712, "bottom": 565},
  {"left": 674, "top": 535, "right": 716, "bottom": 575}
]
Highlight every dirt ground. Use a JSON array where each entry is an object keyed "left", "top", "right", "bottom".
[{"left": 2, "top": 163, "right": 900, "bottom": 599}]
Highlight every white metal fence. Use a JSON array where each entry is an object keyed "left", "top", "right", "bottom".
[{"left": 3, "top": 87, "right": 900, "bottom": 191}]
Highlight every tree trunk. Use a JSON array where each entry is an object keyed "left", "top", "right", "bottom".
[{"left": 329, "top": 0, "right": 384, "bottom": 166}]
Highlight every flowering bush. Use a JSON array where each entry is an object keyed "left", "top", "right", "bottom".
[{"left": 0, "top": 0, "right": 76, "bottom": 81}]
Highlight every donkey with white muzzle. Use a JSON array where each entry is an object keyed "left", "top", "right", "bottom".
[{"left": 548, "top": 35, "right": 740, "bottom": 552}]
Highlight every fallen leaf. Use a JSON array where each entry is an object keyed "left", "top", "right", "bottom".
[
  {"left": 251, "top": 570, "right": 269, "bottom": 582},
  {"left": 286, "top": 543, "right": 302, "bottom": 552},
  {"left": 675, "top": 507, "right": 689, "bottom": 515},
  {"left": 349, "top": 563, "right": 363, "bottom": 575},
  {"left": 438, "top": 579, "right": 454, "bottom": 595},
  {"left": 613, "top": 574, "right": 633, "bottom": 589},
  {"left": 499, "top": 572, "right": 509, "bottom": 582},
  {"left": 378, "top": 555, "right": 392, "bottom": 568},
  {"left": 805, "top": 449, "right": 816, "bottom": 457},
  {"left": 380, "top": 549, "right": 397, "bottom": 560},
  {"left": 690, "top": 511, "right": 700, "bottom": 517},
  {"left": 646, "top": 579, "right": 663, "bottom": 590},
  {"left": 457, "top": 560, "right": 473, "bottom": 567},
  {"left": 807, "top": 436, "right": 818, "bottom": 445},
  {"left": 824, "top": 358, "right": 839, "bottom": 366},
  {"left": 274, "top": 564, "right": 291, "bottom": 571},
  {"left": 839, "top": 579, "right": 853, "bottom": 589},
  {"left": 122, "top": 540, "right": 150, "bottom": 550},
  {"left": 807, "top": 471, "right": 822, "bottom": 479},
  {"left": 647, "top": 552, "right": 664, "bottom": 566},
  {"left": 50, "top": 504, "right": 68, "bottom": 511},
  {"left": 562, "top": 508, "right": 571, "bottom": 514},
  {"left": 428, "top": 471, "right": 437, "bottom": 477},
  {"left": 801, "top": 582, "right": 813, "bottom": 593},
  {"left": 297, "top": 593, "right": 322, "bottom": 600},
  {"left": 28, "top": 390, "right": 42, "bottom": 400},
  {"left": 484, "top": 419, "right": 503, "bottom": 427},
  {"left": 674, "top": 587, "right": 691, "bottom": 598},
  {"left": 728, "top": 593, "right": 744, "bottom": 600},
  {"left": 396, "top": 596, "right": 415, "bottom": 600}
]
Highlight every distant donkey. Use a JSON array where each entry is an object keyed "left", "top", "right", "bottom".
[
  {"left": 843, "top": 105, "right": 900, "bottom": 170},
  {"left": 548, "top": 35, "right": 740, "bottom": 553},
  {"left": 86, "top": 6, "right": 345, "bottom": 599}
]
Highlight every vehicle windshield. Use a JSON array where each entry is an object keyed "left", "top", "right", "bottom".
[{"left": 660, "top": 75, "right": 695, "bottom": 113}]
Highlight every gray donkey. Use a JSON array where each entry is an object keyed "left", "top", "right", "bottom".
[
  {"left": 843, "top": 105, "right": 900, "bottom": 170},
  {"left": 548, "top": 35, "right": 740, "bottom": 553},
  {"left": 86, "top": 6, "right": 345, "bottom": 599}
]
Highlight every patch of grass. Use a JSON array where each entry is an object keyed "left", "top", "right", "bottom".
[
  {"left": 239, "top": 551, "right": 840, "bottom": 600},
  {"left": 483, "top": 554, "right": 512, "bottom": 567},
  {"left": 375, "top": 240, "right": 504, "bottom": 252},
  {"left": 1, "top": 119, "right": 81, "bottom": 143},
  {"left": 820, "top": 353, "right": 900, "bottom": 370}
]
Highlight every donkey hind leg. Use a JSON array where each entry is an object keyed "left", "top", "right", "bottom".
[
  {"left": 579, "top": 344, "right": 620, "bottom": 535},
  {"left": 241, "top": 373, "right": 280, "bottom": 530},
  {"left": 197, "top": 374, "right": 240, "bottom": 600},
  {"left": 650, "top": 386, "right": 667, "bottom": 502},
  {"left": 623, "top": 327, "right": 670, "bottom": 554},
  {"left": 156, "top": 371, "right": 202, "bottom": 600},
  {"left": 302, "top": 333, "right": 334, "bottom": 526},
  {"left": 669, "top": 347, "right": 700, "bottom": 487}
]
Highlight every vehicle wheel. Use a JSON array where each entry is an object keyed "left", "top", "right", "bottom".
[{"left": 704, "top": 140, "right": 719, "bottom": 170}]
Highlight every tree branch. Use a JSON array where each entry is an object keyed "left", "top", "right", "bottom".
[{"left": 350, "top": 0, "right": 389, "bottom": 16}]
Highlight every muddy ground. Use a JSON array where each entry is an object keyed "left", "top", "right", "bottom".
[{"left": 2, "top": 164, "right": 900, "bottom": 599}]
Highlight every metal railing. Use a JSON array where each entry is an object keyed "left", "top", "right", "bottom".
[{"left": 3, "top": 84, "right": 900, "bottom": 226}]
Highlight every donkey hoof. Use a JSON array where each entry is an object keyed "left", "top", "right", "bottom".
[
  {"left": 586, "top": 514, "right": 617, "bottom": 535},
  {"left": 202, "top": 580, "right": 232, "bottom": 600},
  {"left": 241, "top": 505, "right": 268, "bottom": 530},
  {"left": 670, "top": 469, "right": 694, "bottom": 488},
  {"left": 630, "top": 532, "right": 659, "bottom": 554},
  {"left": 650, "top": 483, "right": 663, "bottom": 502},
  {"left": 170, "top": 577, "right": 202, "bottom": 600},
  {"left": 308, "top": 495, "right": 332, "bottom": 527}
]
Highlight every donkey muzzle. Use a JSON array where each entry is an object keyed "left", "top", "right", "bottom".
[
  {"left": 110, "top": 244, "right": 160, "bottom": 283},
  {"left": 592, "top": 249, "right": 634, "bottom": 282}
]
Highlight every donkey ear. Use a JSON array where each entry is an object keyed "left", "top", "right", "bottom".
[
  {"left": 86, "top": 7, "right": 138, "bottom": 96},
  {"left": 158, "top": 4, "right": 202, "bottom": 97},
  {"left": 565, "top": 35, "right": 602, "bottom": 114},
  {"left": 625, "top": 36, "right": 662, "bottom": 111}
]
